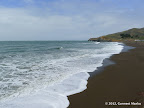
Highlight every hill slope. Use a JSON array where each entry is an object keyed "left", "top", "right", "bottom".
[{"left": 89, "top": 28, "right": 144, "bottom": 42}]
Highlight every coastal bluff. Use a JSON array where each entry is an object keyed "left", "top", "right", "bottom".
[{"left": 88, "top": 27, "right": 144, "bottom": 42}]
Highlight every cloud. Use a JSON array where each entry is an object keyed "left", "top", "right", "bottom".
[{"left": 0, "top": 0, "right": 144, "bottom": 40}]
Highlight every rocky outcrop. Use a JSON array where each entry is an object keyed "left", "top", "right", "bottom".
[{"left": 88, "top": 37, "right": 111, "bottom": 42}]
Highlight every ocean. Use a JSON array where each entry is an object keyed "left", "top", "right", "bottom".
[{"left": 0, "top": 41, "right": 123, "bottom": 108}]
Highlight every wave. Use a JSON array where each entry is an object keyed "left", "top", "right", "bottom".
[
  {"left": 0, "top": 42, "right": 124, "bottom": 108},
  {"left": 49, "top": 47, "right": 63, "bottom": 50},
  {"left": 94, "top": 42, "right": 100, "bottom": 44}
]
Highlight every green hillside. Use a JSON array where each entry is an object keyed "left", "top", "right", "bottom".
[{"left": 89, "top": 28, "right": 144, "bottom": 42}]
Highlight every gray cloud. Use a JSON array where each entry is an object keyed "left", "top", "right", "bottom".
[{"left": 0, "top": 0, "right": 144, "bottom": 40}]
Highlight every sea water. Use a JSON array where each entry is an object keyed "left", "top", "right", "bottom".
[{"left": 0, "top": 41, "right": 123, "bottom": 108}]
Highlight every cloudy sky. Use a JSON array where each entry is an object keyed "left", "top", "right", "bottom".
[{"left": 0, "top": 0, "right": 144, "bottom": 40}]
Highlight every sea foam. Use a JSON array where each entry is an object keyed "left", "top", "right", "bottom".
[{"left": 0, "top": 42, "right": 124, "bottom": 108}]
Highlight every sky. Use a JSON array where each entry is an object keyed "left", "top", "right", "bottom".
[{"left": 0, "top": 0, "right": 144, "bottom": 40}]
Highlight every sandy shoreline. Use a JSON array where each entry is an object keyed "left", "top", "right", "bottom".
[{"left": 68, "top": 42, "right": 144, "bottom": 108}]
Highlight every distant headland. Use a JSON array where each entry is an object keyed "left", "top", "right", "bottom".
[{"left": 88, "top": 27, "right": 144, "bottom": 42}]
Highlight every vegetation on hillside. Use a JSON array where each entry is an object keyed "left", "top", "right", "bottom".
[{"left": 89, "top": 28, "right": 144, "bottom": 42}]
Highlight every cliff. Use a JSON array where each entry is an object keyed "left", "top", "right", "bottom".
[{"left": 89, "top": 27, "right": 144, "bottom": 42}]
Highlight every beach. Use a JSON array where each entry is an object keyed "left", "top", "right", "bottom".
[{"left": 68, "top": 42, "right": 144, "bottom": 108}]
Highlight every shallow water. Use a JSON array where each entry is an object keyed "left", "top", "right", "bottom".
[{"left": 0, "top": 41, "right": 123, "bottom": 108}]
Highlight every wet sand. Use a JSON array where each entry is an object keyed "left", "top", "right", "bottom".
[{"left": 68, "top": 42, "right": 144, "bottom": 108}]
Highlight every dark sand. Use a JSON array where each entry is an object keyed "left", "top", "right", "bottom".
[{"left": 68, "top": 42, "right": 144, "bottom": 108}]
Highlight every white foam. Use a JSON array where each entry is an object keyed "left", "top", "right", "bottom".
[
  {"left": 94, "top": 42, "right": 100, "bottom": 44},
  {"left": 0, "top": 72, "right": 89, "bottom": 108},
  {"left": 0, "top": 42, "right": 124, "bottom": 108},
  {"left": 46, "top": 72, "right": 90, "bottom": 96},
  {"left": 0, "top": 91, "right": 69, "bottom": 108}
]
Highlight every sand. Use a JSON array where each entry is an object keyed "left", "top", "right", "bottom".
[{"left": 68, "top": 42, "right": 144, "bottom": 108}]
